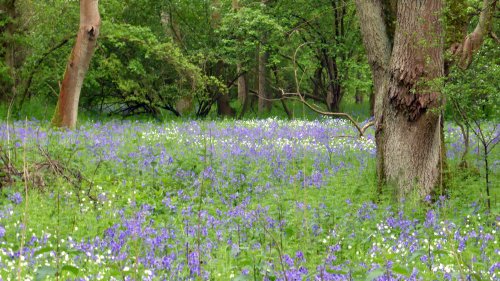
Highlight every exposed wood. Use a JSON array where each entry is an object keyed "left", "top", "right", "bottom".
[{"left": 52, "top": 0, "right": 100, "bottom": 129}]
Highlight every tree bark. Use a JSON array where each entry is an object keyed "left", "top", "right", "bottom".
[
  {"left": 217, "top": 93, "right": 235, "bottom": 116},
  {"left": 258, "top": 43, "right": 271, "bottom": 113},
  {"left": 355, "top": 0, "right": 392, "bottom": 188},
  {"left": 214, "top": 61, "right": 235, "bottom": 117},
  {"left": 237, "top": 64, "right": 248, "bottom": 104},
  {"left": 357, "top": 0, "right": 445, "bottom": 196},
  {"left": 0, "top": 0, "right": 19, "bottom": 99},
  {"left": 211, "top": 0, "right": 235, "bottom": 117},
  {"left": 52, "top": 0, "right": 100, "bottom": 129},
  {"left": 384, "top": 0, "right": 444, "bottom": 196},
  {"left": 232, "top": 0, "right": 249, "bottom": 108}
]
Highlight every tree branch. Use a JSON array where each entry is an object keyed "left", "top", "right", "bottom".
[
  {"left": 20, "top": 36, "right": 72, "bottom": 105},
  {"left": 450, "top": 0, "right": 498, "bottom": 69}
]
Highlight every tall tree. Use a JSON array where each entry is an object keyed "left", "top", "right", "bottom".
[
  {"left": 52, "top": 0, "right": 100, "bottom": 128},
  {"left": 356, "top": 0, "right": 496, "bottom": 196},
  {"left": 384, "top": 0, "right": 444, "bottom": 196},
  {"left": 0, "top": 0, "right": 20, "bottom": 99},
  {"left": 212, "top": 0, "right": 235, "bottom": 117},
  {"left": 356, "top": 0, "right": 444, "bottom": 196},
  {"left": 232, "top": 0, "right": 249, "bottom": 108},
  {"left": 257, "top": 0, "right": 272, "bottom": 113}
]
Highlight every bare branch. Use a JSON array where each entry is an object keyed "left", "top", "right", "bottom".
[
  {"left": 283, "top": 41, "right": 372, "bottom": 138},
  {"left": 282, "top": 91, "right": 366, "bottom": 137}
]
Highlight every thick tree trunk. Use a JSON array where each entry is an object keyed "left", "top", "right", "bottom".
[
  {"left": 384, "top": 0, "right": 444, "bottom": 196},
  {"left": 52, "top": 0, "right": 100, "bottom": 129},
  {"left": 355, "top": 0, "right": 392, "bottom": 187},
  {"left": 357, "top": 0, "right": 445, "bottom": 196}
]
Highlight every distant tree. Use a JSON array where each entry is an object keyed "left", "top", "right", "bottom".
[
  {"left": 0, "top": 0, "right": 24, "bottom": 101},
  {"left": 212, "top": 0, "right": 236, "bottom": 117},
  {"left": 231, "top": 0, "right": 249, "bottom": 117},
  {"left": 52, "top": 0, "right": 100, "bottom": 128}
]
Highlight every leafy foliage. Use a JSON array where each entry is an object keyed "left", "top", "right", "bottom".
[
  {"left": 445, "top": 39, "right": 500, "bottom": 121},
  {"left": 83, "top": 21, "right": 207, "bottom": 117}
]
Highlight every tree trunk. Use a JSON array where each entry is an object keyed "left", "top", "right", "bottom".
[
  {"left": 355, "top": 0, "right": 392, "bottom": 188},
  {"left": 357, "top": 0, "right": 445, "bottom": 196},
  {"left": 162, "top": 6, "right": 194, "bottom": 116},
  {"left": 211, "top": 0, "right": 235, "bottom": 117},
  {"left": 0, "top": 0, "right": 19, "bottom": 100},
  {"left": 258, "top": 43, "right": 271, "bottom": 113},
  {"left": 384, "top": 0, "right": 444, "bottom": 196},
  {"left": 325, "top": 56, "right": 341, "bottom": 112},
  {"left": 258, "top": 0, "right": 271, "bottom": 113},
  {"left": 215, "top": 61, "right": 235, "bottom": 117},
  {"left": 237, "top": 64, "right": 248, "bottom": 104},
  {"left": 52, "top": 0, "right": 100, "bottom": 129},
  {"left": 232, "top": 0, "right": 249, "bottom": 108},
  {"left": 217, "top": 93, "right": 235, "bottom": 117}
]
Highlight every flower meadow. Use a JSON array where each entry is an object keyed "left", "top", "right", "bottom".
[{"left": 0, "top": 118, "right": 498, "bottom": 281}]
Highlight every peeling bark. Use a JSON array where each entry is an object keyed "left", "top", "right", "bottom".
[
  {"left": 52, "top": 0, "right": 100, "bottom": 129},
  {"left": 384, "top": 0, "right": 444, "bottom": 196},
  {"left": 356, "top": 0, "right": 446, "bottom": 196}
]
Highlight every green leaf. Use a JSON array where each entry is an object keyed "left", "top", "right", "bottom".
[
  {"left": 471, "top": 273, "right": 483, "bottom": 281},
  {"left": 233, "top": 274, "right": 252, "bottom": 281},
  {"left": 432, "top": 249, "right": 448, "bottom": 256},
  {"left": 35, "top": 266, "right": 57, "bottom": 281},
  {"left": 61, "top": 265, "right": 79, "bottom": 275},
  {"left": 34, "top": 247, "right": 53, "bottom": 256},
  {"left": 409, "top": 249, "right": 426, "bottom": 261},
  {"left": 392, "top": 265, "right": 409, "bottom": 276},
  {"left": 366, "top": 269, "right": 385, "bottom": 281}
]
